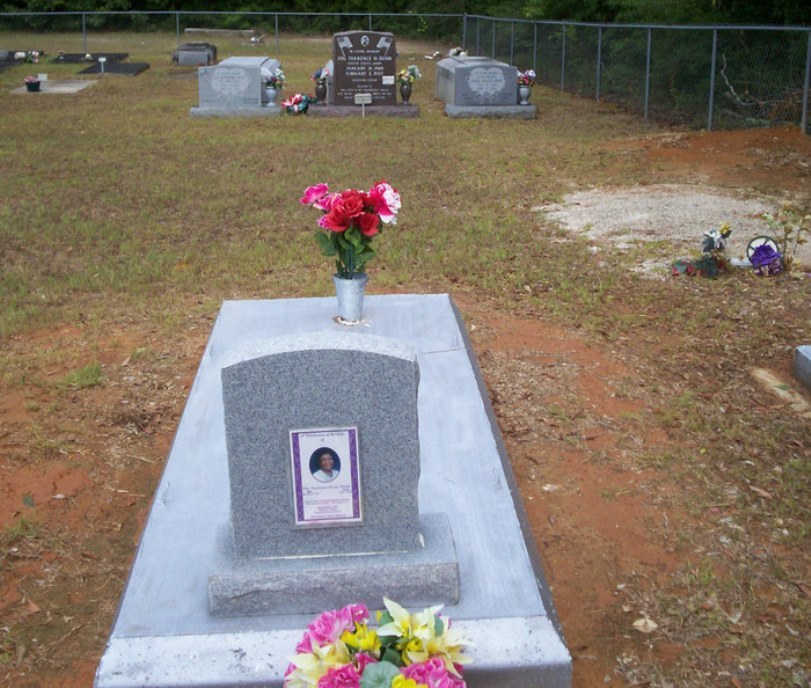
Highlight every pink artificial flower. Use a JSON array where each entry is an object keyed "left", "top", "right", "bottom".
[
  {"left": 355, "top": 652, "right": 378, "bottom": 673},
  {"left": 317, "top": 663, "right": 361, "bottom": 688},
  {"left": 402, "top": 657, "right": 465, "bottom": 688},
  {"left": 318, "top": 208, "right": 350, "bottom": 233},
  {"left": 300, "top": 183, "right": 329, "bottom": 206},
  {"left": 347, "top": 604, "right": 370, "bottom": 625},
  {"left": 304, "top": 605, "right": 361, "bottom": 646},
  {"left": 368, "top": 181, "right": 401, "bottom": 224},
  {"left": 315, "top": 192, "right": 339, "bottom": 212}
]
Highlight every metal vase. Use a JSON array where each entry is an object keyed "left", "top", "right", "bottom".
[
  {"left": 333, "top": 274, "right": 367, "bottom": 323},
  {"left": 400, "top": 82, "right": 412, "bottom": 104},
  {"left": 314, "top": 81, "right": 327, "bottom": 103}
]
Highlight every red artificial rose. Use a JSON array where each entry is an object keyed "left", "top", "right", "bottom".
[
  {"left": 318, "top": 208, "right": 351, "bottom": 233},
  {"left": 356, "top": 212, "right": 380, "bottom": 237},
  {"left": 337, "top": 190, "right": 367, "bottom": 219}
]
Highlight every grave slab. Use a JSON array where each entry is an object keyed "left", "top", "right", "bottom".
[
  {"left": 95, "top": 294, "right": 571, "bottom": 688},
  {"left": 795, "top": 345, "right": 811, "bottom": 391},
  {"left": 78, "top": 62, "right": 149, "bottom": 76},
  {"left": 307, "top": 104, "right": 419, "bottom": 118},
  {"left": 11, "top": 79, "right": 97, "bottom": 95}
]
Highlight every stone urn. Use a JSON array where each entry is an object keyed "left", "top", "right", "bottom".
[
  {"left": 518, "top": 84, "right": 532, "bottom": 105},
  {"left": 264, "top": 86, "right": 279, "bottom": 106}
]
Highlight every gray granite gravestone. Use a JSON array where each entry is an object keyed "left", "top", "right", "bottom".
[
  {"left": 209, "top": 331, "right": 459, "bottom": 616},
  {"left": 190, "top": 56, "right": 281, "bottom": 117},
  {"left": 173, "top": 42, "right": 217, "bottom": 67},
  {"left": 435, "top": 55, "right": 535, "bottom": 119},
  {"left": 331, "top": 30, "right": 396, "bottom": 106},
  {"left": 795, "top": 345, "right": 811, "bottom": 391}
]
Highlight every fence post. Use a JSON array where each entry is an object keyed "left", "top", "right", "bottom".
[
  {"left": 368, "top": 14, "right": 372, "bottom": 31},
  {"left": 708, "top": 28, "right": 718, "bottom": 131},
  {"left": 596, "top": 25, "right": 602, "bottom": 101},
  {"left": 82, "top": 13, "right": 87, "bottom": 52},
  {"left": 275, "top": 14, "right": 279, "bottom": 55},
  {"left": 560, "top": 24, "right": 566, "bottom": 91},
  {"left": 492, "top": 19, "right": 496, "bottom": 58},
  {"left": 510, "top": 21, "right": 515, "bottom": 64},
  {"left": 644, "top": 27, "right": 651, "bottom": 119},
  {"left": 476, "top": 17, "right": 480, "bottom": 55},
  {"left": 802, "top": 30, "right": 810, "bottom": 135},
  {"left": 533, "top": 22, "right": 538, "bottom": 73},
  {"left": 462, "top": 14, "right": 467, "bottom": 51},
  {"left": 175, "top": 12, "right": 180, "bottom": 48}
]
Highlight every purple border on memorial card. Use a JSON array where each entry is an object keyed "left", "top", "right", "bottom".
[
  {"left": 290, "top": 431, "right": 305, "bottom": 522},
  {"left": 349, "top": 428, "right": 360, "bottom": 518}
]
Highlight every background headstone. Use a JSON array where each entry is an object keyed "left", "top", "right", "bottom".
[
  {"left": 435, "top": 55, "right": 517, "bottom": 106},
  {"left": 331, "top": 30, "right": 396, "bottom": 106}
]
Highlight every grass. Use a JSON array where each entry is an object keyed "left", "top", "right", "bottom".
[{"left": 0, "top": 30, "right": 809, "bottom": 688}]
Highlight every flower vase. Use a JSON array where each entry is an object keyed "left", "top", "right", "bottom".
[
  {"left": 518, "top": 84, "right": 532, "bottom": 105},
  {"left": 314, "top": 81, "right": 327, "bottom": 103},
  {"left": 333, "top": 274, "right": 367, "bottom": 324},
  {"left": 26, "top": 81, "right": 41, "bottom": 92},
  {"left": 399, "top": 82, "right": 412, "bottom": 104},
  {"left": 264, "top": 86, "right": 279, "bottom": 105}
]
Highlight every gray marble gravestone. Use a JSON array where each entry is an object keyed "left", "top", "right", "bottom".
[
  {"left": 435, "top": 55, "right": 535, "bottom": 119},
  {"left": 209, "top": 332, "right": 459, "bottom": 617},
  {"left": 173, "top": 42, "right": 217, "bottom": 67},
  {"left": 190, "top": 56, "right": 281, "bottom": 117}
]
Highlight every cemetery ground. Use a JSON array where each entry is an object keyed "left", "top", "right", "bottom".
[{"left": 0, "top": 32, "right": 810, "bottom": 688}]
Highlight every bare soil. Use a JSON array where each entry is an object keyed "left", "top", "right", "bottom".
[{"left": 1, "top": 125, "right": 810, "bottom": 687}]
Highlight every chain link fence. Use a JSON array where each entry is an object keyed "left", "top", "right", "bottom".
[
  {"left": 2, "top": 10, "right": 808, "bottom": 132},
  {"left": 465, "top": 15, "right": 810, "bottom": 133}
]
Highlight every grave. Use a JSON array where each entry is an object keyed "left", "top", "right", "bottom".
[
  {"left": 172, "top": 42, "right": 217, "bottom": 67},
  {"left": 190, "top": 56, "right": 282, "bottom": 118},
  {"left": 795, "top": 345, "right": 811, "bottom": 391},
  {"left": 310, "top": 31, "right": 418, "bottom": 118},
  {"left": 78, "top": 61, "right": 149, "bottom": 76},
  {"left": 94, "top": 294, "right": 571, "bottom": 688},
  {"left": 435, "top": 55, "right": 535, "bottom": 119},
  {"left": 52, "top": 52, "right": 128, "bottom": 64},
  {"left": 11, "top": 79, "right": 97, "bottom": 95}
]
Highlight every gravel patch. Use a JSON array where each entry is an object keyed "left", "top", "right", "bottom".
[{"left": 533, "top": 184, "right": 809, "bottom": 277}]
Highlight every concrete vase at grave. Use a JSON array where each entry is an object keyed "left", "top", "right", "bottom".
[{"left": 331, "top": 30, "right": 396, "bottom": 105}]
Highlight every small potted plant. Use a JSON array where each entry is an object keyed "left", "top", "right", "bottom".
[
  {"left": 263, "top": 67, "right": 285, "bottom": 105},
  {"left": 517, "top": 68, "right": 536, "bottom": 105},
  {"left": 24, "top": 75, "right": 41, "bottom": 92},
  {"left": 396, "top": 64, "right": 421, "bottom": 104}
]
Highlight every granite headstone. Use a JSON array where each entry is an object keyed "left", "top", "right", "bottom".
[
  {"left": 331, "top": 30, "right": 396, "bottom": 106},
  {"left": 191, "top": 56, "right": 281, "bottom": 117},
  {"left": 209, "top": 331, "right": 459, "bottom": 616}
]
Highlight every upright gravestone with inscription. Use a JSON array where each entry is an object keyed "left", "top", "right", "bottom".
[
  {"left": 435, "top": 55, "right": 535, "bottom": 119},
  {"left": 191, "top": 56, "right": 281, "bottom": 117},
  {"left": 330, "top": 30, "right": 396, "bottom": 106},
  {"left": 208, "top": 331, "right": 459, "bottom": 616}
]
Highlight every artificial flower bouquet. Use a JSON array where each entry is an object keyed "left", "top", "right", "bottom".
[
  {"left": 266, "top": 67, "right": 286, "bottom": 90},
  {"left": 313, "top": 65, "right": 331, "bottom": 84},
  {"left": 24, "top": 75, "right": 40, "bottom": 84},
  {"left": 397, "top": 65, "right": 422, "bottom": 85},
  {"left": 283, "top": 93, "right": 315, "bottom": 114},
  {"left": 517, "top": 69, "right": 536, "bottom": 87},
  {"left": 672, "top": 221, "right": 732, "bottom": 278},
  {"left": 300, "top": 180, "right": 401, "bottom": 278},
  {"left": 284, "top": 598, "right": 471, "bottom": 688}
]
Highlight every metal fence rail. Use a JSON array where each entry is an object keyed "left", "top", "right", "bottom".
[{"left": 1, "top": 10, "right": 808, "bottom": 133}]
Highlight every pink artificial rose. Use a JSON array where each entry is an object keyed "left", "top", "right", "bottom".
[
  {"left": 317, "top": 663, "right": 361, "bottom": 688},
  {"left": 355, "top": 652, "right": 378, "bottom": 673},
  {"left": 315, "top": 192, "right": 339, "bottom": 212},
  {"left": 356, "top": 212, "right": 380, "bottom": 237},
  {"left": 306, "top": 607, "right": 356, "bottom": 645},
  {"left": 402, "top": 658, "right": 465, "bottom": 688},
  {"left": 347, "top": 604, "right": 370, "bottom": 624},
  {"left": 300, "top": 183, "right": 329, "bottom": 206},
  {"left": 368, "top": 181, "right": 401, "bottom": 224}
]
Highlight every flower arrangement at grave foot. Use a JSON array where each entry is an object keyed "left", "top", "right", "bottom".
[
  {"left": 283, "top": 93, "right": 316, "bottom": 115},
  {"left": 397, "top": 65, "right": 422, "bottom": 86},
  {"left": 672, "top": 222, "right": 732, "bottom": 278},
  {"left": 300, "top": 180, "right": 401, "bottom": 279},
  {"left": 283, "top": 598, "right": 471, "bottom": 688},
  {"left": 24, "top": 50, "right": 41, "bottom": 64}
]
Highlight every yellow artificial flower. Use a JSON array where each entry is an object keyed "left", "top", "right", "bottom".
[
  {"left": 285, "top": 641, "right": 352, "bottom": 687},
  {"left": 392, "top": 676, "right": 427, "bottom": 688},
  {"left": 340, "top": 623, "right": 380, "bottom": 653}
]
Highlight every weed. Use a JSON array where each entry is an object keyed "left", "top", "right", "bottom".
[{"left": 58, "top": 362, "right": 103, "bottom": 390}]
